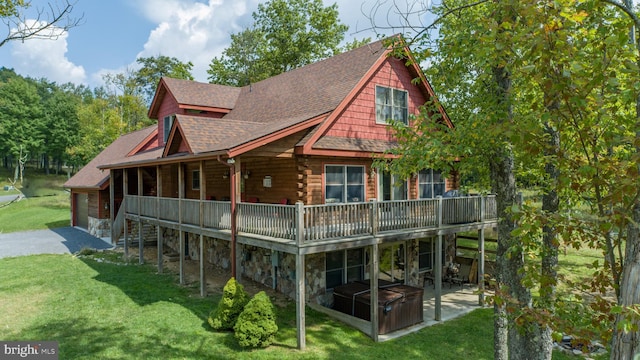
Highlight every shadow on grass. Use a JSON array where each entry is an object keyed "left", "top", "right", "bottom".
[
  {"left": 46, "top": 220, "right": 71, "bottom": 229},
  {"left": 76, "top": 257, "right": 254, "bottom": 353},
  {"left": 20, "top": 317, "right": 232, "bottom": 359}
]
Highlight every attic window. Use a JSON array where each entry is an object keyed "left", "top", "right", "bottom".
[
  {"left": 163, "top": 115, "right": 175, "bottom": 143},
  {"left": 375, "top": 85, "right": 408, "bottom": 125}
]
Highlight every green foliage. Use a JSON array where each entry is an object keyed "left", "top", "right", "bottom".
[
  {"left": 207, "top": 0, "right": 349, "bottom": 86},
  {"left": 0, "top": 75, "right": 44, "bottom": 160},
  {"left": 134, "top": 55, "right": 194, "bottom": 104},
  {"left": 0, "top": 0, "right": 26, "bottom": 18},
  {"left": 383, "top": 0, "right": 640, "bottom": 353},
  {"left": 207, "top": 277, "right": 249, "bottom": 330},
  {"left": 233, "top": 291, "right": 278, "bottom": 348}
]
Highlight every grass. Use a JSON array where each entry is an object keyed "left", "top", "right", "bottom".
[
  {"left": 0, "top": 167, "right": 70, "bottom": 233},
  {"left": 0, "top": 252, "right": 588, "bottom": 359}
]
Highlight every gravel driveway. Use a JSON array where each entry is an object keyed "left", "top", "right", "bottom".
[{"left": 0, "top": 227, "right": 114, "bottom": 259}]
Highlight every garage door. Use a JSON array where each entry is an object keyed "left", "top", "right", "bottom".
[{"left": 75, "top": 193, "right": 88, "bottom": 229}]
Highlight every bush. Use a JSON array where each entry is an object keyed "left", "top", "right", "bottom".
[
  {"left": 208, "top": 277, "right": 249, "bottom": 330},
  {"left": 234, "top": 291, "right": 278, "bottom": 348}
]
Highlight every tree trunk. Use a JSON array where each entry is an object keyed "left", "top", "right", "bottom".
[
  {"left": 611, "top": 3, "right": 640, "bottom": 356},
  {"left": 43, "top": 154, "right": 49, "bottom": 175},
  {"left": 528, "top": 119, "right": 559, "bottom": 360},
  {"left": 490, "top": 55, "right": 520, "bottom": 359}
]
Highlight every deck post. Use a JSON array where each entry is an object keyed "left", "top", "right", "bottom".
[
  {"left": 157, "top": 165, "right": 163, "bottom": 274},
  {"left": 295, "top": 251, "right": 306, "bottom": 350},
  {"left": 435, "top": 196, "right": 443, "bottom": 321},
  {"left": 199, "top": 161, "right": 206, "bottom": 297},
  {"left": 294, "top": 200, "right": 306, "bottom": 349},
  {"left": 123, "top": 169, "right": 129, "bottom": 260},
  {"left": 109, "top": 169, "right": 115, "bottom": 243},
  {"left": 435, "top": 234, "right": 443, "bottom": 321},
  {"left": 369, "top": 200, "right": 378, "bottom": 235},
  {"left": 138, "top": 168, "right": 144, "bottom": 265},
  {"left": 295, "top": 202, "right": 304, "bottom": 246},
  {"left": 370, "top": 242, "right": 379, "bottom": 342},
  {"left": 178, "top": 163, "right": 185, "bottom": 285}
]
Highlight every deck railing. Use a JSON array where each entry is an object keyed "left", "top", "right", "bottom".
[{"left": 124, "top": 195, "right": 497, "bottom": 244}]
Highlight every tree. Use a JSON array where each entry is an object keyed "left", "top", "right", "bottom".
[
  {"left": 0, "top": 0, "right": 82, "bottom": 48},
  {"left": 134, "top": 55, "right": 193, "bottom": 104},
  {"left": 39, "top": 80, "right": 80, "bottom": 173},
  {"left": 0, "top": 75, "right": 44, "bottom": 180},
  {"left": 207, "top": 27, "right": 270, "bottom": 86},
  {"left": 372, "top": 0, "right": 640, "bottom": 359},
  {"left": 103, "top": 70, "right": 152, "bottom": 132},
  {"left": 66, "top": 87, "right": 126, "bottom": 167},
  {"left": 208, "top": 0, "right": 348, "bottom": 86}
]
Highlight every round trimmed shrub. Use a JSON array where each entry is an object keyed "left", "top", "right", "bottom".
[
  {"left": 233, "top": 291, "right": 278, "bottom": 348},
  {"left": 208, "top": 277, "right": 249, "bottom": 330}
]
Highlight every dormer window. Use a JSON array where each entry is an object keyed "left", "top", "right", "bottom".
[
  {"left": 376, "top": 85, "right": 408, "bottom": 125},
  {"left": 163, "top": 115, "right": 175, "bottom": 143}
]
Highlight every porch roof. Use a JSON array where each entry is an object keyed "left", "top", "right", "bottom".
[{"left": 64, "top": 126, "right": 158, "bottom": 189}]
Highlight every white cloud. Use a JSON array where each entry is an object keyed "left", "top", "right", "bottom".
[
  {"left": 131, "top": 0, "right": 260, "bottom": 82},
  {"left": 9, "top": 20, "right": 86, "bottom": 84}
]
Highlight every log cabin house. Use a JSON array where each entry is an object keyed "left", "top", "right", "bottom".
[{"left": 65, "top": 38, "right": 497, "bottom": 348}]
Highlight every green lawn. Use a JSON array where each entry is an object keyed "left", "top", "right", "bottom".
[
  {"left": 0, "top": 253, "right": 585, "bottom": 359},
  {"left": 0, "top": 168, "right": 70, "bottom": 233}
]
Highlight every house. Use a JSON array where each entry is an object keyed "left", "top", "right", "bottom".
[
  {"left": 65, "top": 38, "right": 497, "bottom": 348},
  {"left": 63, "top": 126, "right": 159, "bottom": 236}
]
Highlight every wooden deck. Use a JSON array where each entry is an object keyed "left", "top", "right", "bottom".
[{"left": 123, "top": 195, "right": 497, "bottom": 254}]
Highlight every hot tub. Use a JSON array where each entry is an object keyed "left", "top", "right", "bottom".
[{"left": 332, "top": 281, "right": 424, "bottom": 334}]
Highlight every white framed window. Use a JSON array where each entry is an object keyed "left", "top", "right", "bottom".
[
  {"left": 192, "top": 170, "right": 200, "bottom": 190},
  {"left": 418, "top": 169, "right": 445, "bottom": 199},
  {"left": 375, "top": 85, "right": 408, "bottom": 125},
  {"left": 324, "top": 165, "right": 365, "bottom": 203},
  {"left": 163, "top": 115, "right": 175, "bottom": 143},
  {"left": 378, "top": 171, "right": 408, "bottom": 201},
  {"left": 326, "top": 248, "right": 365, "bottom": 290}
]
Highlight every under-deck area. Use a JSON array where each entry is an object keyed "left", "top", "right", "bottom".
[
  {"left": 310, "top": 283, "right": 484, "bottom": 341},
  {"left": 118, "top": 194, "right": 497, "bottom": 349}
]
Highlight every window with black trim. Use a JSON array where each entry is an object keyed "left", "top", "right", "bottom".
[
  {"left": 325, "top": 248, "right": 365, "bottom": 289},
  {"left": 418, "top": 238, "right": 446, "bottom": 272},
  {"left": 163, "top": 115, "right": 175, "bottom": 142},
  {"left": 325, "top": 165, "right": 365, "bottom": 203},
  {"left": 192, "top": 170, "right": 200, "bottom": 190},
  {"left": 378, "top": 171, "right": 408, "bottom": 201},
  {"left": 376, "top": 85, "right": 408, "bottom": 125},
  {"left": 418, "top": 169, "right": 445, "bottom": 199}
]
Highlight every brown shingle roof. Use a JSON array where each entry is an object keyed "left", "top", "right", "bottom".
[
  {"left": 162, "top": 77, "right": 241, "bottom": 109},
  {"left": 162, "top": 39, "right": 387, "bottom": 156},
  {"left": 64, "top": 126, "right": 158, "bottom": 189},
  {"left": 174, "top": 112, "right": 329, "bottom": 155},
  {"left": 313, "top": 136, "right": 397, "bottom": 153},
  {"left": 226, "top": 39, "right": 386, "bottom": 125}
]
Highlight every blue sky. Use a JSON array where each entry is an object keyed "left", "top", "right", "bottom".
[{"left": 0, "top": 0, "right": 407, "bottom": 88}]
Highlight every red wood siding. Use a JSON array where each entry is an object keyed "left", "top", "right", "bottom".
[
  {"left": 325, "top": 57, "right": 428, "bottom": 142},
  {"left": 157, "top": 93, "right": 180, "bottom": 147},
  {"left": 157, "top": 94, "right": 230, "bottom": 148}
]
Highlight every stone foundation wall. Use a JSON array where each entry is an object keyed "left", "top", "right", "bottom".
[
  {"left": 239, "top": 248, "right": 330, "bottom": 305},
  {"left": 405, "top": 239, "right": 420, "bottom": 287},
  {"left": 151, "top": 225, "right": 453, "bottom": 305},
  {"left": 88, "top": 217, "right": 110, "bottom": 238}
]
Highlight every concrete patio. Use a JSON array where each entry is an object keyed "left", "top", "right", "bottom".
[{"left": 309, "top": 282, "right": 488, "bottom": 341}]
